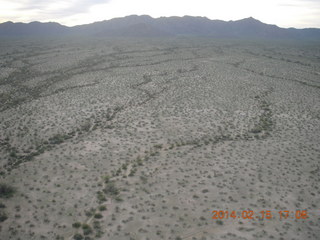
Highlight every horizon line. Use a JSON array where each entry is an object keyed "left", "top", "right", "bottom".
[{"left": 1, "top": 15, "right": 318, "bottom": 30}]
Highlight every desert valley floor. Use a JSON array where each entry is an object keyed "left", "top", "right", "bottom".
[{"left": 0, "top": 37, "right": 319, "bottom": 240}]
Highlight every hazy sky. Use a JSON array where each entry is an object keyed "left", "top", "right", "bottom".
[{"left": 0, "top": 0, "right": 319, "bottom": 28}]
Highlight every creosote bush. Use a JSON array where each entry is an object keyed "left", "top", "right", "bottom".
[
  {"left": 103, "top": 182, "right": 119, "bottom": 196},
  {"left": 0, "top": 211, "right": 8, "bottom": 222},
  {"left": 98, "top": 205, "right": 107, "bottom": 211},
  {"left": 94, "top": 213, "right": 103, "bottom": 219},
  {"left": 0, "top": 183, "right": 15, "bottom": 198},
  {"left": 73, "top": 233, "right": 84, "bottom": 240},
  {"left": 72, "top": 222, "right": 82, "bottom": 228}
]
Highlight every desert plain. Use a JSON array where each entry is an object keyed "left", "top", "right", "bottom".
[{"left": 0, "top": 37, "right": 319, "bottom": 240}]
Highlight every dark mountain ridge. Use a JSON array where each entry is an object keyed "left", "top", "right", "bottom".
[
  {"left": 1, "top": 15, "right": 319, "bottom": 39},
  {"left": 0, "top": 21, "right": 69, "bottom": 36}
]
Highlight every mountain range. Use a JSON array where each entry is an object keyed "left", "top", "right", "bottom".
[{"left": 1, "top": 15, "right": 320, "bottom": 40}]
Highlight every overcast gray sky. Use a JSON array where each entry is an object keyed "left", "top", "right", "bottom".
[{"left": 0, "top": 0, "right": 319, "bottom": 28}]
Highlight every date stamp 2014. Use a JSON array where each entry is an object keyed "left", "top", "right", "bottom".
[{"left": 212, "top": 210, "right": 309, "bottom": 220}]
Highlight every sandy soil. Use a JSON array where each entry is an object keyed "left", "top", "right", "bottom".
[{"left": 0, "top": 37, "right": 319, "bottom": 240}]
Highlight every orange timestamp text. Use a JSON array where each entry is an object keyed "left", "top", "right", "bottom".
[{"left": 212, "top": 210, "right": 309, "bottom": 220}]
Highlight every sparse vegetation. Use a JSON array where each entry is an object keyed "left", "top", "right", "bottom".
[{"left": 0, "top": 37, "right": 319, "bottom": 240}]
